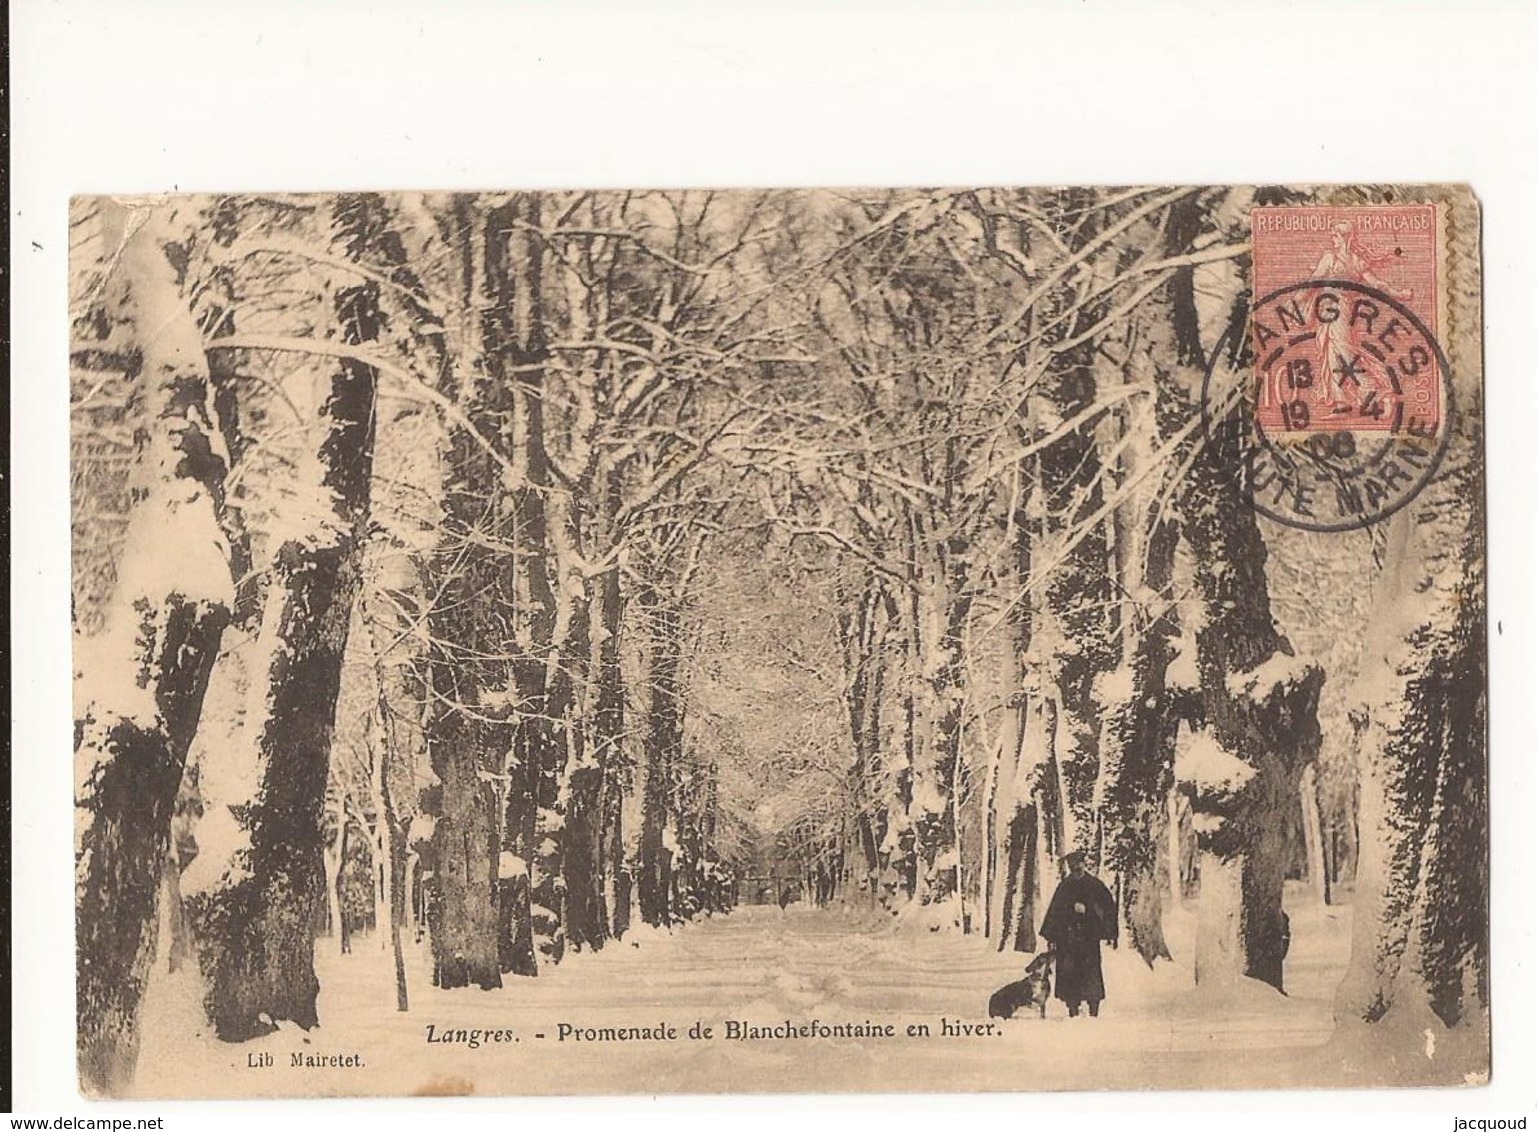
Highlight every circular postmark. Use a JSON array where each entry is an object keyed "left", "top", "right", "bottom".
[{"left": 1200, "top": 279, "right": 1454, "bottom": 533}]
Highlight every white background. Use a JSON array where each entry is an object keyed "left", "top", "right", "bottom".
[{"left": 10, "top": 0, "right": 1537, "bottom": 1125}]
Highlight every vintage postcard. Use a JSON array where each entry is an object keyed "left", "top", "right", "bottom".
[{"left": 69, "top": 184, "right": 1486, "bottom": 1099}]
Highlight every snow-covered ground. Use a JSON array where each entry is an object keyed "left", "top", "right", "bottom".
[{"left": 131, "top": 883, "right": 1410, "bottom": 1098}]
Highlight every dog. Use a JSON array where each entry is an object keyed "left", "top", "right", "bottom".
[{"left": 987, "top": 951, "right": 1053, "bottom": 1020}]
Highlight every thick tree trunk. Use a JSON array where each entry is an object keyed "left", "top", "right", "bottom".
[
  {"left": 1094, "top": 309, "right": 1186, "bottom": 966},
  {"left": 1037, "top": 202, "right": 1117, "bottom": 864},
  {"left": 555, "top": 549, "right": 601, "bottom": 952},
  {"left": 1159, "top": 202, "right": 1324, "bottom": 992},
  {"left": 992, "top": 696, "right": 1037, "bottom": 953},
  {"left": 186, "top": 522, "right": 366, "bottom": 1039},
  {"left": 423, "top": 196, "right": 517, "bottom": 991},
  {"left": 998, "top": 800, "right": 1039, "bottom": 954},
  {"left": 1183, "top": 469, "right": 1322, "bottom": 992},
  {"left": 610, "top": 852, "right": 633, "bottom": 940},
  {"left": 484, "top": 194, "right": 567, "bottom": 970},
  {"left": 558, "top": 578, "right": 607, "bottom": 955},
  {"left": 1103, "top": 718, "right": 1177, "bottom": 965},
  {"left": 990, "top": 636, "right": 1066, "bottom": 958},
  {"left": 185, "top": 194, "right": 388, "bottom": 1039},
  {"left": 674, "top": 797, "right": 706, "bottom": 921},
  {"left": 499, "top": 673, "right": 542, "bottom": 976},
  {"left": 75, "top": 205, "right": 238, "bottom": 1095},
  {"left": 429, "top": 700, "right": 503, "bottom": 990},
  {"left": 990, "top": 462, "right": 1072, "bottom": 956},
  {"left": 919, "top": 584, "right": 971, "bottom": 903},
  {"left": 1336, "top": 209, "right": 1486, "bottom": 1060},
  {"left": 1097, "top": 515, "right": 1181, "bottom": 965},
  {"left": 564, "top": 755, "right": 606, "bottom": 950}
]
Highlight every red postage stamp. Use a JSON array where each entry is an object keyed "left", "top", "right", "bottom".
[{"left": 1250, "top": 203, "right": 1441, "bottom": 436}]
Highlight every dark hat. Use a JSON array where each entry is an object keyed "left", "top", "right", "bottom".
[{"left": 1062, "top": 850, "right": 1086, "bottom": 867}]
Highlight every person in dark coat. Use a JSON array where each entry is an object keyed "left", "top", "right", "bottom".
[{"left": 1040, "top": 851, "right": 1118, "bottom": 1017}]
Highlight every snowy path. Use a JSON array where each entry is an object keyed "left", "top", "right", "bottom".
[{"left": 135, "top": 891, "right": 1356, "bottom": 1098}]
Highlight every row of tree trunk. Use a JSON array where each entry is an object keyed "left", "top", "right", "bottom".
[
  {"left": 818, "top": 187, "right": 1485, "bottom": 1050},
  {"left": 73, "top": 193, "right": 738, "bottom": 1094},
  {"left": 72, "top": 185, "right": 1487, "bottom": 1095}
]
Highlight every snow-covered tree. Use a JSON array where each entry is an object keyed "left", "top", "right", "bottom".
[
  {"left": 184, "top": 193, "right": 397, "bottom": 1037},
  {"left": 74, "top": 200, "right": 243, "bottom": 1093},
  {"left": 1336, "top": 191, "right": 1486, "bottom": 1074}
]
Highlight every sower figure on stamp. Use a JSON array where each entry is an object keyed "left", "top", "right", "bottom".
[
  {"left": 1310, "top": 221, "right": 1414, "bottom": 414},
  {"left": 1040, "top": 851, "right": 1118, "bottom": 1018}
]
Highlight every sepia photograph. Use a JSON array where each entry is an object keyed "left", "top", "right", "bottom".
[{"left": 67, "top": 184, "right": 1487, "bottom": 1100}]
